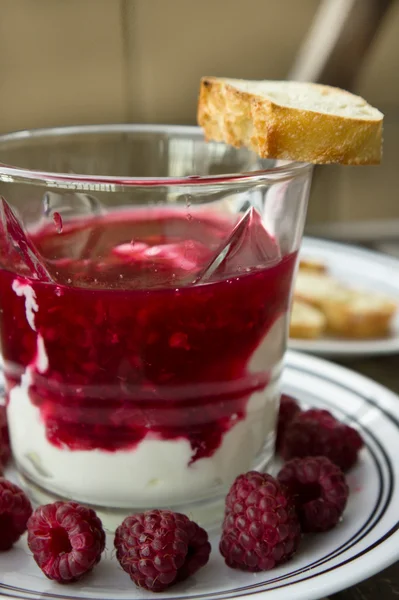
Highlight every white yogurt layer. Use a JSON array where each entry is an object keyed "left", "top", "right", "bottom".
[
  {"left": 11, "top": 280, "right": 38, "bottom": 331},
  {"left": 7, "top": 315, "right": 286, "bottom": 508},
  {"left": 8, "top": 380, "right": 279, "bottom": 507}
]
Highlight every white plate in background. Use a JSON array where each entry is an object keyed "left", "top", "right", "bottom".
[{"left": 289, "top": 237, "right": 399, "bottom": 357}]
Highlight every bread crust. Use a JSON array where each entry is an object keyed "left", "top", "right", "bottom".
[
  {"left": 290, "top": 300, "right": 326, "bottom": 339},
  {"left": 299, "top": 258, "right": 327, "bottom": 274},
  {"left": 198, "top": 77, "right": 383, "bottom": 165},
  {"left": 292, "top": 270, "right": 397, "bottom": 340},
  {"left": 322, "top": 295, "right": 397, "bottom": 339}
]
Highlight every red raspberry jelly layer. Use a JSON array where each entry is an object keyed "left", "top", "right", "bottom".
[{"left": 0, "top": 209, "right": 297, "bottom": 461}]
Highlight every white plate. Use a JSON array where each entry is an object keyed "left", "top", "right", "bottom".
[
  {"left": 289, "top": 237, "right": 399, "bottom": 357},
  {"left": 1, "top": 350, "right": 399, "bottom": 600}
]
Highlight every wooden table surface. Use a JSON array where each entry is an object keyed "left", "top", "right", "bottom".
[{"left": 323, "top": 354, "right": 399, "bottom": 600}]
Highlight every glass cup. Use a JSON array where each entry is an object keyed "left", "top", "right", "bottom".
[{"left": 0, "top": 125, "right": 312, "bottom": 527}]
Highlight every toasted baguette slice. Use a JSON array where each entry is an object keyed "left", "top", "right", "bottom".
[
  {"left": 299, "top": 258, "right": 327, "bottom": 274},
  {"left": 290, "top": 300, "right": 326, "bottom": 340},
  {"left": 198, "top": 77, "right": 383, "bottom": 165},
  {"left": 322, "top": 291, "right": 397, "bottom": 339},
  {"left": 294, "top": 271, "right": 397, "bottom": 338},
  {"left": 294, "top": 271, "right": 344, "bottom": 308}
]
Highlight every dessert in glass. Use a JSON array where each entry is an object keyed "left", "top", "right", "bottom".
[{"left": 0, "top": 125, "right": 311, "bottom": 525}]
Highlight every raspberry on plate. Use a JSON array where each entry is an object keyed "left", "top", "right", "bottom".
[
  {"left": 27, "top": 501, "right": 105, "bottom": 583},
  {"left": 281, "top": 409, "right": 363, "bottom": 471},
  {"left": 0, "top": 478, "right": 32, "bottom": 550},
  {"left": 220, "top": 471, "right": 301, "bottom": 572},
  {"left": 278, "top": 456, "right": 349, "bottom": 532},
  {"left": 276, "top": 394, "right": 301, "bottom": 452},
  {"left": 115, "top": 509, "right": 211, "bottom": 592}
]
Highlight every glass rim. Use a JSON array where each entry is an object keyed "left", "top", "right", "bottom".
[{"left": 0, "top": 124, "right": 312, "bottom": 189}]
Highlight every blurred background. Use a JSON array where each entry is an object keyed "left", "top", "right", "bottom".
[{"left": 0, "top": 0, "right": 398, "bottom": 245}]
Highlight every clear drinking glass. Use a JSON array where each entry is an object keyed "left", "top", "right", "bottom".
[{"left": 0, "top": 125, "right": 312, "bottom": 526}]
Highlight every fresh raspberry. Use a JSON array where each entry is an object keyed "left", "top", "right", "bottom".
[
  {"left": 278, "top": 457, "right": 349, "bottom": 532},
  {"left": 276, "top": 394, "right": 301, "bottom": 452},
  {"left": 27, "top": 501, "right": 105, "bottom": 583},
  {"left": 114, "top": 509, "right": 211, "bottom": 592},
  {"left": 0, "top": 478, "right": 32, "bottom": 550},
  {"left": 281, "top": 409, "right": 363, "bottom": 471},
  {"left": 220, "top": 471, "right": 301, "bottom": 572}
]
